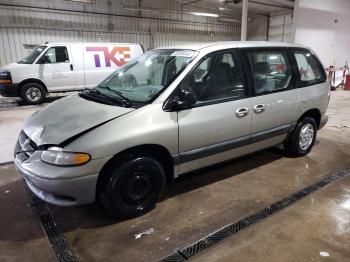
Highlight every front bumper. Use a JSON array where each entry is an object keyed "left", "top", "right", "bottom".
[
  {"left": 15, "top": 159, "right": 99, "bottom": 206},
  {"left": 13, "top": 130, "right": 112, "bottom": 206},
  {"left": 0, "top": 83, "right": 19, "bottom": 97},
  {"left": 319, "top": 115, "right": 328, "bottom": 130}
]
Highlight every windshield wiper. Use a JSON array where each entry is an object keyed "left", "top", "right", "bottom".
[{"left": 95, "top": 85, "right": 131, "bottom": 107}]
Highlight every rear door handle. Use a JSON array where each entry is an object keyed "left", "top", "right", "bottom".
[
  {"left": 253, "top": 104, "right": 266, "bottom": 114},
  {"left": 235, "top": 107, "right": 249, "bottom": 118},
  {"left": 70, "top": 64, "right": 73, "bottom": 71}
]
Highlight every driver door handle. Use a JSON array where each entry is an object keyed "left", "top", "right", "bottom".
[
  {"left": 254, "top": 104, "right": 266, "bottom": 114},
  {"left": 235, "top": 107, "right": 249, "bottom": 118}
]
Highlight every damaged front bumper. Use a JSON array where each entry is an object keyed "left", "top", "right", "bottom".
[
  {"left": 15, "top": 159, "right": 99, "bottom": 206},
  {"left": 14, "top": 131, "right": 111, "bottom": 206}
]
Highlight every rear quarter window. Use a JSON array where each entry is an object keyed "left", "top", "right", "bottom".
[{"left": 293, "top": 50, "right": 326, "bottom": 86}]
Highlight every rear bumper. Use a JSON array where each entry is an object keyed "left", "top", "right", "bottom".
[
  {"left": 14, "top": 159, "right": 99, "bottom": 206},
  {"left": 0, "top": 83, "right": 19, "bottom": 97},
  {"left": 319, "top": 115, "right": 328, "bottom": 130}
]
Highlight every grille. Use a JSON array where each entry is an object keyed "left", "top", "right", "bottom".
[{"left": 14, "top": 131, "right": 38, "bottom": 162}]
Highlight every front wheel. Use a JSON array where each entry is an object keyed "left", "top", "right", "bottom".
[
  {"left": 99, "top": 156, "right": 166, "bottom": 219},
  {"left": 284, "top": 117, "right": 317, "bottom": 157},
  {"left": 20, "top": 82, "right": 46, "bottom": 105}
]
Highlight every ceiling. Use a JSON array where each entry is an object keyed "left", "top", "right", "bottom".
[{"left": 181, "top": 0, "right": 295, "bottom": 17}]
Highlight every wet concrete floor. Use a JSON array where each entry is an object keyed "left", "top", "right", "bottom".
[
  {"left": 0, "top": 164, "right": 53, "bottom": 261},
  {"left": 193, "top": 174, "right": 350, "bottom": 262}
]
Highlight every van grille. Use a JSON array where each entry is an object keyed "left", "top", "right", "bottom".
[{"left": 14, "top": 131, "right": 38, "bottom": 162}]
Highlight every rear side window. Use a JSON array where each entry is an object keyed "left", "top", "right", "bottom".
[
  {"left": 45, "top": 47, "right": 69, "bottom": 63},
  {"left": 293, "top": 51, "right": 326, "bottom": 85},
  {"left": 247, "top": 51, "right": 292, "bottom": 94}
]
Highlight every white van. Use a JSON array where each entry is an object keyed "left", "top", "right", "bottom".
[{"left": 0, "top": 42, "right": 144, "bottom": 104}]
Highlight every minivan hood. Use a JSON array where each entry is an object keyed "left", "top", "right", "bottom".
[{"left": 23, "top": 94, "right": 134, "bottom": 146}]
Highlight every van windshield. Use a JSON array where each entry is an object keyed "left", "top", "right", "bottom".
[
  {"left": 18, "top": 45, "right": 47, "bottom": 64},
  {"left": 93, "top": 49, "right": 198, "bottom": 103}
]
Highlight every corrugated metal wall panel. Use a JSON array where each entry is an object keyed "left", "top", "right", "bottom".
[
  {"left": 268, "top": 14, "right": 293, "bottom": 42},
  {"left": 0, "top": 0, "right": 267, "bottom": 66},
  {"left": 248, "top": 15, "right": 269, "bottom": 41}
]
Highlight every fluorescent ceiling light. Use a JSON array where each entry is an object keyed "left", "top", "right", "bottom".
[
  {"left": 342, "top": 199, "right": 350, "bottom": 209},
  {"left": 65, "top": 0, "right": 95, "bottom": 3},
  {"left": 219, "top": 17, "right": 240, "bottom": 24},
  {"left": 191, "top": 12, "right": 219, "bottom": 17}
]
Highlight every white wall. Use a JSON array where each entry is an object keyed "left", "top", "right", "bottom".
[{"left": 293, "top": 0, "right": 350, "bottom": 67}]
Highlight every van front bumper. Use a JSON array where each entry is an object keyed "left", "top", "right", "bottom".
[
  {"left": 0, "top": 83, "right": 19, "bottom": 97},
  {"left": 14, "top": 159, "right": 100, "bottom": 206}
]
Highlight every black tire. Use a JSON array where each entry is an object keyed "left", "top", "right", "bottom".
[
  {"left": 99, "top": 156, "right": 166, "bottom": 219},
  {"left": 284, "top": 116, "right": 317, "bottom": 157},
  {"left": 20, "top": 82, "right": 46, "bottom": 104}
]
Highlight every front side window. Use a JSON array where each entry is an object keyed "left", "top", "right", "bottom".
[
  {"left": 181, "top": 52, "right": 244, "bottom": 103},
  {"left": 294, "top": 51, "right": 325, "bottom": 84},
  {"left": 44, "top": 47, "right": 69, "bottom": 63},
  {"left": 93, "top": 49, "right": 198, "bottom": 103},
  {"left": 18, "top": 45, "right": 47, "bottom": 64},
  {"left": 247, "top": 51, "right": 292, "bottom": 94}
]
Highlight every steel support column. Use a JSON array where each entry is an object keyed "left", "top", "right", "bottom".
[{"left": 241, "top": 0, "right": 248, "bottom": 41}]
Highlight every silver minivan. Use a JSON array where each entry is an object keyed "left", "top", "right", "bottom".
[{"left": 14, "top": 42, "right": 329, "bottom": 218}]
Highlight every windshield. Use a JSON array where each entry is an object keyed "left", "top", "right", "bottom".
[
  {"left": 93, "top": 49, "right": 198, "bottom": 103},
  {"left": 18, "top": 45, "right": 47, "bottom": 64}
]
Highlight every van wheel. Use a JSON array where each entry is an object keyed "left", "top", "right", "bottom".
[
  {"left": 20, "top": 82, "right": 46, "bottom": 105},
  {"left": 284, "top": 117, "right": 317, "bottom": 157},
  {"left": 99, "top": 156, "right": 166, "bottom": 219}
]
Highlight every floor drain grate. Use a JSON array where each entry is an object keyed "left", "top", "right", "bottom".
[
  {"left": 31, "top": 195, "right": 78, "bottom": 262},
  {"left": 159, "top": 167, "right": 350, "bottom": 262}
]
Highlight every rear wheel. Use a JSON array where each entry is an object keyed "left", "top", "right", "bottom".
[
  {"left": 20, "top": 82, "right": 46, "bottom": 104},
  {"left": 99, "top": 156, "right": 166, "bottom": 219},
  {"left": 284, "top": 117, "right": 317, "bottom": 157}
]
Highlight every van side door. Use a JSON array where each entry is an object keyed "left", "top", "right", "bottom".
[
  {"left": 176, "top": 50, "right": 252, "bottom": 174},
  {"left": 38, "top": 45, "right": 77, "bottom": 91},
  {"left": 242, "top": 48, "right": 300, "bottom": 146}
]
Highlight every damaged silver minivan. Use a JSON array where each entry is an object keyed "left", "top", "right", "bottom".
[{"left": 14, "top": 42, "right": 329, "bottom": 218}]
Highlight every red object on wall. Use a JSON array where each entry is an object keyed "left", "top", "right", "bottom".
[{"left": 345, "top": 75, "right": 350, "bottom": 90}]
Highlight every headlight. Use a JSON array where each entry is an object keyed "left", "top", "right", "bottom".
[
  {"left": 0, "top": 71, "right": 12, "bottom": 84},
  {"left": 41, "top": 147, "right": 90, "bottom": 167}
]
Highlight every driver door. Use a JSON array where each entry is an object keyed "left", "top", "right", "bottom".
[
  {"left": 177, "top": 51, "right": 252, "bottom": 173},
  {"left": 39, "top": 46, "right": 77, "bottom": 91}
]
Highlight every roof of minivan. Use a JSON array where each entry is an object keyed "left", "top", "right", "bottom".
[{"left": 156, "top": 41, "right": 306, "bottom": 51}]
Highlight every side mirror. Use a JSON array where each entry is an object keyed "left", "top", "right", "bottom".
[
  {"left": 177, "top": 87, "right": 197, "bottom": 108},
  {"left": 163, "top": 86, "right": 197, "bottom": 111},
  {"left": 39, "top": 55, "right": 49, "bottom": 64}
]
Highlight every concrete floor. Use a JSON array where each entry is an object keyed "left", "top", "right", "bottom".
[{"left": 0, "top": 90, "right": 350, "bottom": 261}]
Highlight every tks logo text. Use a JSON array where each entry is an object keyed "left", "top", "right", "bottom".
[{"left": 86, "top": 46, "right": 131, "bottom": 67}]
